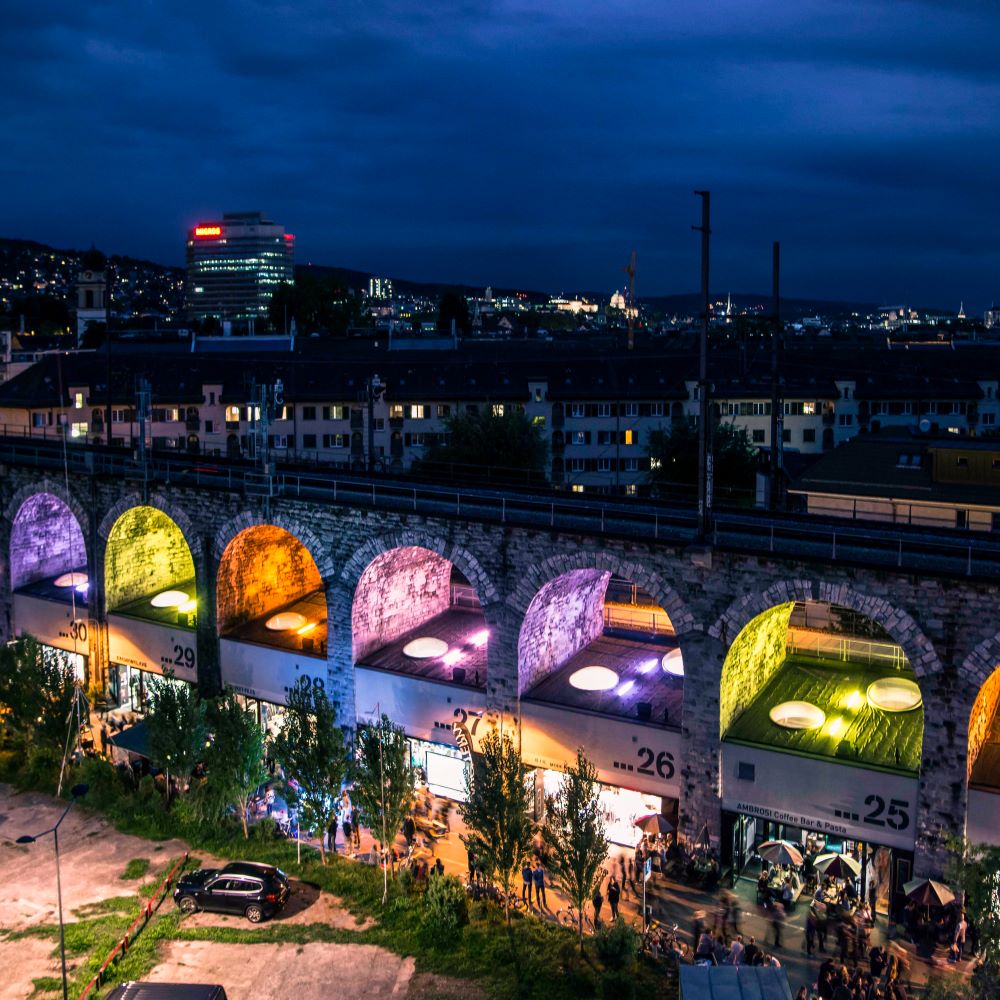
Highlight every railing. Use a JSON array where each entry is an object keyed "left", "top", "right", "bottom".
[
  {"left": 603, "top": 603, "right": 675, "bottom": 637},
  {"left": 79, "top": 851, "right": 189, "bottom": 999},
  {"left": 787, "top": 627, "right": 908, "bottom": 670},
  {"left": 450, "top": 583, "right": 482, "bottom": 610},
  {"left": 4, "top": 436, "right": 1000, "bottom": 582}
]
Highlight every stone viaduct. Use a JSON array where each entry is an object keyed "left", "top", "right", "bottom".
[{"left": 2, "top": 460, "right": 999, "bottom": 879}]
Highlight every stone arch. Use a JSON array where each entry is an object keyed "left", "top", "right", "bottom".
[
  {"left": 963, "top": 634, "right": 1000, "bottom": 783},
  {"left": 212, "top": 510, "right": 334, "bottom": 582},
  {"left": 507, "top": 549, "right": 696, "bottom": 697},
  {"left": 710, "top": 578, "right": 942, "bottom": 681},
  {"left": 4, "top": 478, "right": 90, "bottom": 540},
  {"left": 6, "top": 484, "right": 89, "bottom": 590},
  {"left": 338, "top": 529, "right": 500, "bottom": 664},
  {"left": 214, "top": 514, "right": 329, "bottom": 635},
  {"left": 102, "top": 496, "right": 198, "bottom": 611}
]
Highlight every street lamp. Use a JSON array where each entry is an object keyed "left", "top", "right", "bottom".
[{"left": 17, "top": 783, "right": 89, "bottom": 1000}]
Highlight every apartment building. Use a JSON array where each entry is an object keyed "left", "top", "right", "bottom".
[{"left": 0, "top": 338, "right": 997, "bottom": 497}]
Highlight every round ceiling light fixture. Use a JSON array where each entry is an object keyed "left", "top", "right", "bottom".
[
  {"left": 151, "top": 590, "right": 189, "bottom": 609},
  {"left": 403, "top": 636, "right": 449, "bottom": 659},
  {"left": 569, "top": 665, "right": 620, "bottom": 692},
  {"left": 55, "top": 572, "right": 88, "bottom": 588},
  {"left": 266, "top": 611, "right": 308, "bottom": 631},
  {"left": 769, "top": 700, "right": 826, "bottom": 730},
  {"left": 661, "top": 649, "right": 685, "bottom": 676},
  {"left": 867, "top": 677, "right": 922, "bottom": 712}
]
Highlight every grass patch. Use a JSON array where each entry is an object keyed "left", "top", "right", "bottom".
[
  {"left": 30, "top": 976, "right": 62, "bottom": 998},
  {"left": 121, "top": 858, "right": 151, "bottom": 880}
]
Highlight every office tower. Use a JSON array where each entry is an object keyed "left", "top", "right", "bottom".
[{"left": 185, "top": 212, "right": 294, "bottom": 329}]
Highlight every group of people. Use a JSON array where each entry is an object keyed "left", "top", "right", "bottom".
[
  {"left": 327, "top": 789, "right": 362, "bottom": 854},
  {"left": 807, "top": 949, "right": 910, "bottom": 1000}
]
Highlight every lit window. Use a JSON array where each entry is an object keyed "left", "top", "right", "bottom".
[
  {"left": 623, "top": 429, "right": 636, "bottom": 445},
  {"left": 571, "top": 484, "right": 585, "bottom": 493},
  {"left": 803, "top": 401, "right": 816, "bottom": 415},
  {"left": 532, "top": 415, "right": 546, "bottom": 427},
  {"left": 410, "top": 404, "right": 427, "bottom": 419},
  {"left": 492, "top": 403, "right": 505, "bottom": 417},
  {"left": 389, "top": 404, "right": 404, "bottom": 419},
  {"left": 74, "top": 392, "right": 84, "bottom": 409},
  {"left": 70, "top": 422, "right": 88, "bottom": 439},
  {"left": 625, "top": 484, "right": 637, "bottom": 496},
  {"left": 650, "top": 457, "right": 662, "bottom": 470},
  {"left": 226, "top": 406, "right": 241, "bottom": 422}
]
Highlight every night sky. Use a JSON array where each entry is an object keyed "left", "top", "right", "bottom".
[{"left": 4, "top": 1, "right": 998, "bottom": 308}]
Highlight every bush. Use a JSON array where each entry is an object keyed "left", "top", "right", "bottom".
[
  {"left": 600, "top": 969, "right": 636, "bottom": 1000},
  {"left": 422, "top": 873, "right": 468, "bottom": 941},
  {"left": 595, "top": 918, "right": 640, "bottom": 971},
  {"left": 397, "top": 865, "right": 415, "bottom": 897}
]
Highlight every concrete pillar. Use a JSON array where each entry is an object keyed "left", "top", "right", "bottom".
[
  {"left": 678, "top": 629, "right": 727, "bottom": 847},
  {"left": 485, "top": 601, "right": 519, "bottom": 719},
  {"left": 327, "top": 581, "right": 356, "bottom": 730}
]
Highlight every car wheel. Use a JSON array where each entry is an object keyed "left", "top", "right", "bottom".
[
  {"left": 245, "top": 904, "right": 264, "bottom": 923},
  {"left": 177, "top": 895, "right": 198, "bottom": 914}
]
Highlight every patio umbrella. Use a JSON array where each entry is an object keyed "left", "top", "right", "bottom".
[
  {"left": 758, "top": 840, "right": 804, "bottom": 867},
  {"left": 903, "top": 878, "right": 955, "bottom": 908},
  {"left": 634, "top": 813, "right": 676, "bottom": 835},
  {"left": 814, "top": 853, "right": 862, "bottom": 880}
]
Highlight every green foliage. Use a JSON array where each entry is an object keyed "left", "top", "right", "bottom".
[
  {"left": 0, "top": 636, "right": 78, "bottom": 758},
  {"left": 543, "top": 748, "right": 609, "bottom": 951},
  {"left": 267, "top": 270, "right": 363, "bottom": 335},
  {"left": 353, "top": 714, "right": 414, "bottom": 855},
  {"left": 203, "top": 689, "right": 269, "bottom": 838},
  {"left": 422, "top": 873, "right": 469, "bottom": 942},
  {"left": 947, "top": 837, "right": 1000, "bottom": 975},
  {"left": 600, "top": 969, "right": 636, "bottom": 1000},
  {"left": 269, "top": 677, "right": 349, "bottom": 862},
  {"left": 459, "top": 726, "right": 533, "bottom": 926},
  {"left": 594, "top": 918, "right": 640, "bottom": 971},
  {"left": 647, "top": 419, "right": 759, "bottom": 502},
  {"left": 421, "top": 407, "right": 548, "bottom": 481},
  {"left": 144, "top": 673, "right": 208, "bottom": 797},
  {"left": 121, "top": 857, "right": 151, "bottom": 880}
]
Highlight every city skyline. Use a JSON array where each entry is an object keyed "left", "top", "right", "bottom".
[{"left": 3, "top": 2, "right": 999, "bottom": 311}]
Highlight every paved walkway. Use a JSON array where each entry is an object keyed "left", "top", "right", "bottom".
[{"left": 309, "top": 800, "right": 977, "bottom": 998}]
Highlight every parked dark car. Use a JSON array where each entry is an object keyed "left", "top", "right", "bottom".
[
  {"left": 173, "top": 861, "right": 290, "bottom": 923},
  {"left": 105, "top": 984, "right": 227, "bottom": 1000}
]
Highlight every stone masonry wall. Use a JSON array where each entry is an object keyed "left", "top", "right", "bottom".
[
  {"left": 351, "top": 545, "right": 452, "bottom": 661},
  {"left": 216, "top": 524, "right": 323, "bottom": 632},
  {"left": 104, "top": 505, "right": 195, "bottom": 609},
  {"left": 517, "top": 568, "right": 610, "bottom": 694},
  {"left": 3, "top": 464, "right": 1000, "bottom": 878},
  {"left": 718, "top": 601, "right": 794, "bottom": 738},
  {"left": 10, "top": 492, "right": 87, "bottom": 589}
]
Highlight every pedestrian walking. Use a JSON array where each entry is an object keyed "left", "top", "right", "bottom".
[
  {"left": 100, "top": 724, "right": 109, "bottom": 757},
  {"left": 351, "top": 805, "right": 362, "bottom": 849},
  {"left": 402, "top": 815, "right": 415, "bottom": 846},
  {"left": 607, "top": 875, "right": 621, "bottom": 920},
  {"left": 805, "top": 909, "right": 817, "bottom": 957},
  {"left": 627, "top": 856, "right": 636, "bottom": 894},
  {"left": 522, "top": 862, "right": 534, "bottom": 905},
  {"left": 618, "top": 855, "right": 628, "bottom": 898},
  {"left": 728, "top": 935, "right": 744, "bottom": 965},
  {"left": 592, "top": 886, "right": 604, "bottom": 927},
  {"left": 533, "top": 860, "right": 547, "bottom": 909},
  {"left": 328, "top": 817, "right": 338, "bottom": 854},
  {"left": 771, "top": 901, "right": 785, "bottom": 949}
]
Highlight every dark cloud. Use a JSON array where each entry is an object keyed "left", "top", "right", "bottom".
[{"left": 1, "top": 0, "right": 998, "bottom": 309}]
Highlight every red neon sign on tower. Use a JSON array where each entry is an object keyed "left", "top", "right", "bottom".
[{"left": 194, "top": 225, "right": 222, "bottom": 237}]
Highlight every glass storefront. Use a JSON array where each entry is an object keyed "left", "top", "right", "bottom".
[
  {"left": 541, "top": 768, "right": 669, "bottom": 847},
  {"left": 110, "top": 663, "right": 186, "bottom": 712},
  {"left": 408, "top": 738, "right": 469, "bottom": 802},
  {"left": 723, "top": 810, "right": 912, "bottom": 918},
  {"left": 236, "top": 694, "right": 288, "bottom": 741},
  {"left": 39, "top": 644, "right": 86, "bottom": 685}
]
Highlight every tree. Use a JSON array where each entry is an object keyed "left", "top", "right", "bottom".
[
  {"left": 437, "top": 290, "right": 470, "bottom": 335},
  {"left": 421, "top": 408, "right": 548, "bottom": 483},
  {"left": 459, "top": 726, "right": 533, "bottom": 927},
  {"left": 204, "top": 690, "right": 269, "bottom": 839},
  {"left": 543, "top": 748, "right": 609, "bottom": 952},
  {"left": 269, "top": 677, "right": 349, "bottom": 863},
  {"left": 353, "top": 714, "right": 414, "bottom": 896},
  {"left": 267, "top": 269, "right": 363, "bottom": 335},
  {"left": 145, "top": 673, "right": 208, "bottom": 803},
  {"left": 647, "top": 419, "right": 759, "bottom": 503},
  {"left": 949, "top": 838, "right": 1000, "bottom": 972},
  {"left": 0, "top": 636, "right": 78, "bottom": 752}
]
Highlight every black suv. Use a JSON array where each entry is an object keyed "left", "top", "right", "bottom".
[{"left": 173, "top": 861, "right": 290, "bottom": 923}]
